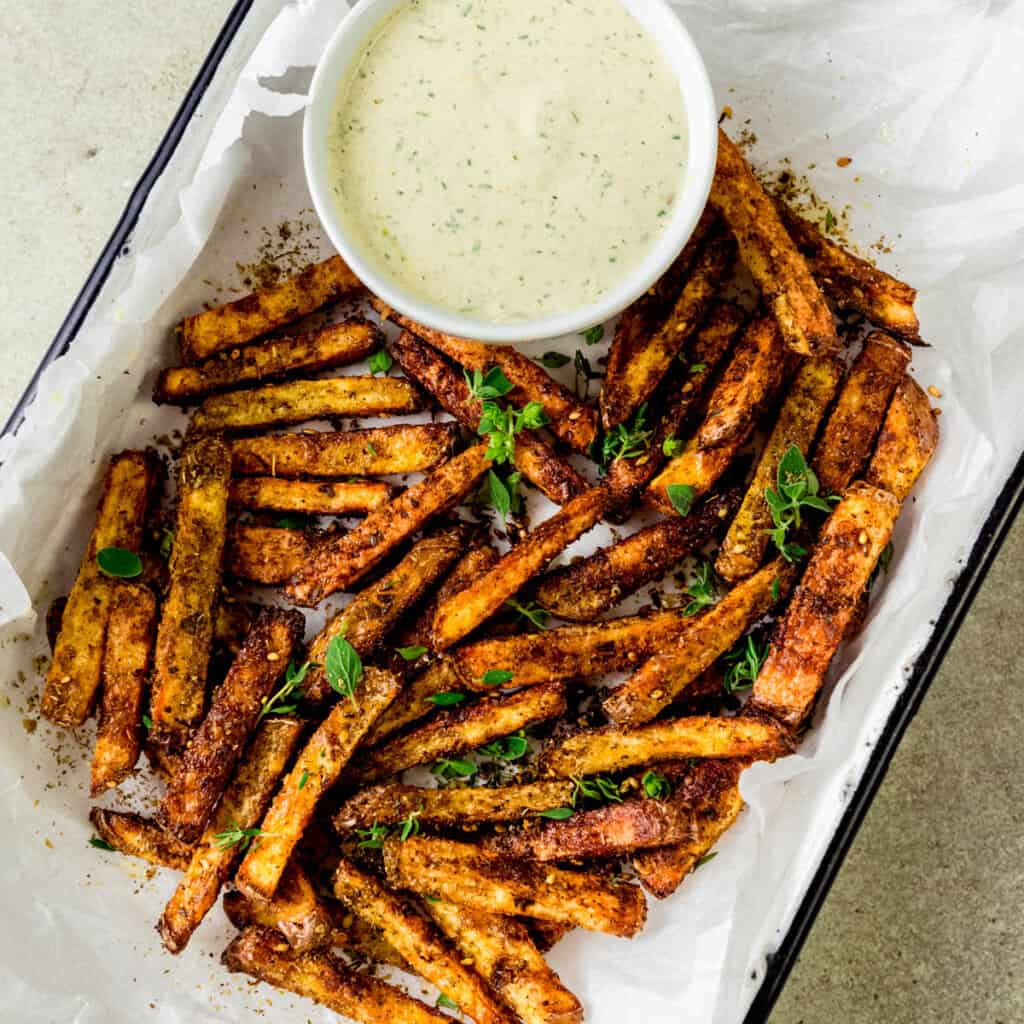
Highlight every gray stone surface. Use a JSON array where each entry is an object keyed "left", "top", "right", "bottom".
[{"left": 1, "top": 2, "right": 1021, "bottom": 1022}]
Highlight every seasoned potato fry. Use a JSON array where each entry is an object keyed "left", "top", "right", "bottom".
[
  {"left": 223, "top": 925, "right": 449, "bottom": 1024},
  {"left": 235, "top": 668, "right": 401, "bottom": 901},
  {"left": 156, "top": 319, "right": 381, "bottom": 404},
  {"left": 226, "top": 524, "right": 314, "bottom": 585},
  {"left": 244, "top": 861, "right": 334, "bottom": 953},
  {"left": 89, "top": 809, "right": 193, "bottom": 870},
  {"left": 90, "top": 584, "right": 157, "bottom": 795},
  {"left": 645, "top": 434, "right": 747, "bottom": 515},
  {"left": 161, "top": 608, "right": 304, "bottom": 842},
  {"left": 383, "top": 836, "right": 646, "bottom": 938},
  {"left": 716, "top": 357, "right": 843, "bottom": 581},
  {"left": 432, "top": 486, "right": 615, "bottom": 649},
  {"left": 149, "top": 435, "right": 231, "bottom": 755},
  {"left": 602, "top": 561, "right": 796, "bottom": 726},
  {"left": 230, "top": 422, "right": 458, "bottom": 478},
  {"left": 360, "top": 658, "right": 467, "bottom": 748},
  {"left": 865, "top": 375, "right": 938, "bottom": 501},
  {"left": 333, "top": 857, "right": 516, "bottom": 1024},
  {"left": 350, "top": 682, "right": 567, "bottom": 785},
  {"left": 42, "top": 450, "right": 158, "bottom": 727},
  {"left": 528, "top": 920, "right": 574, "bottom": 953},
  {"left": 229, "top": 476, "right": 390, "bottom": 515},
  {"left": 180, "top": 255, "right": 363, "bottom": 362},
  {"left": 285, "top": 444, "right": 492, "bottom": 605},
  {"left": 157, "top": 717, "right": 304, "bottom": 953},
  {"left": 535, "top": 491, "right": 737, "bottom": 622},
  {"left": 213, "top": 597, "right": 259, "bottom": 655},
  {"left": 812, "top": 332, "right": 911, "bottom": 494},
  {"left": 751, "top": 482, "right": 901, "bottom": 729},
  {"left": 710, "top": 129, "right": 838, "bottom": 356},
  {"left": 191, "top": 376, "right": 422, "bottom": 433}
]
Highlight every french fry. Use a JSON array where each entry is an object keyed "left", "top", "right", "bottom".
[
  {"left": 235, "top": 668, "right": 401, "bottom": 901},
  {"left": 715, "top": 356, "right": 843, "bottom": 581},
  {"left": 42, "top": 450, "right": 158, "bottom": 727},
  {"left": 391, "top": 329, "right": 587, "bottom": 505},
  {"left": 157, "top": 716, "right": 304, "bottom": 953},
  {"left": 601, "top": 561, "right": 797, "bottom": 726},
  {"left": 237, "top": 861, "right": 333, "bottom": 953},
  {"left": 226, "top": 524, "right": 314, "bottom": 585},
  {"left": 425, "top": 899, "right": 583, "bottom": 1024},
  {"left": 90, "top": 584, "right": 157, "bottom": 795},
  {"left": 222, "top": 926, "right": 449, "bottom": 1024},
  {"left": 751, "top": 482, "right": 901, "bottom": 729},
  {"left": 149, "top": 434, "right": 231, "bottom": 755},
  {"left": 812, "top": 332, "right": 911, "bottom": 494},
  {"left": 534, "top": 491, "right": 737, "bottom": 622},
  {"left": 645, "top": 434, "right": 747, "bottom": 515},
  {"left": 528, "top": 920, "right": 574, "bottom": 953},
  {"left": 230, "top": 422, "right": 458, "bottom": 478},
  {"left": 710, "top": 129, "right": 838, "bottom": 356},
  {"left": 161, "top": 608, "right": 305, "bottom": 842},
  {"left": 156, "top": 319, "right": 382, "bottom": 404},
  {"left": 538, "top": 715, "right": 792, "bottom": 778},
  {"left": 284, "top": 444, "right": 492, "bottom": 606},
  {"left": 432, "top": 486, "right": 615, "bottom": 649},
  {"left": 88, "top": 809, "right": 193, "bottom": 870},
  {"left": 332, "top": 857, "right": 517, "bottom": 1024},
  {"left": 214, "top": 597, "right": 259, "bottom": 654},
  {"left": 383, "top": 836, "right": 647, "bottom": 938},
  {"left": 360, "top": 658, "right": 467, "bottom": 748},
  {"left": 350, "top": 682, "right": 567, "bottom": 786},
  {"left": 229, "top": 476, "right": 391, "bottom": 515},
  {"left": 179, "top": 254, "right": 363, "bottom": 362},
  {"left": 191, "top": 376, "right": 423, "bottom": 433},
  {"left": 865, "top": 375, "right": 939, "bottom": 501}
]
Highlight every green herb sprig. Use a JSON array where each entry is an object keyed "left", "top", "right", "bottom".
[
  {"left": 325, "top": 635, "right": 362, "bottom": 706},
  {"left": 722, "top": 633, "right": 769, "bottom": 693},
  {"left": 96, "top": 547, "right": 143, "bottom": 578},
  {"left": 765, "top": 445, "right": 835, "bottom": 561},
  {"left": 572, "top": 775, "right": 622, "bottom": 805},
  {"left": 259, "top": 659, "right": 315, "bottom": 720},
  {"left": 505, "top": 598, "right": 548, "bottom": 630},
  {"left": 602, "top": 403, "right": 652, "bottom": 463},
  {"left": 683, "top": 562, "right": 717, "bottom": 616},
  {"left": 213, "top": 821, "right": 267, "bottom": 851}
]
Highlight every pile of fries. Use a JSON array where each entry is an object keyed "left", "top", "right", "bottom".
[{"left": 41, "top": 128, "right": 937, "bottom": 1024}]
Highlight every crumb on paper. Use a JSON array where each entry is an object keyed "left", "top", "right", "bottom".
[{"left": 928, "top": 385, "right": 943, "bottom": 398}]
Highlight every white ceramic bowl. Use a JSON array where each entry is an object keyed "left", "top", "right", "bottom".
[{"left": 303, "top": 0, "right": 718, "bottom": 344}]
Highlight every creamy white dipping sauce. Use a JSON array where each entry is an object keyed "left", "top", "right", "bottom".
[{"left": 327, "top": 0, "right": 688, "bottom": 323}]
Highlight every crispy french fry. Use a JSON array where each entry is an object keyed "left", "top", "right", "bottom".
[
  {"left": 230, "top": 422, "right": 458, "bottom": 478},
  {"left": 535, "top": 491, "right": 737, "bottom": 622},
  {"left": 149, "top": 434, "right": 231, "bottom": 755},
  {"left": 645, "top": 435, "right": 746, "bottom": 515},
  {"left": 432, "top": 486, "right": 615, "bottom": 649},
  {"left": 161, "top": 608, "right": 304, "bottom": 842},
  {"left": 812, "top": 332, "right": 911, "bottom": 494},
  {"left": 425, "top": 899, "right": 583, "bottom": 1024},
  {"left": 710, "top": 129, "right": 838, "bottom": 356},
  {"left": 601, "top": 561, "right": 797, "bottom": 726},
  {"left": 285, "top": 444, "right": 492, "bottom": 606},
  {"left": 191, "top": 376, "right": 422, "bottom": 433},
  {"left": 235, "top": 668, "right": 401, "bottom": 901},
  {"left": 383, "top": 836, "right": 646, "bottom": 938},
  {"left": 360, "top": 658, "right": 467, "bottom": 748},
  {"left": 333, "top": 857, "right": 516, "bottom": 1024},
  {"left": 88, "top": 809, "right": 193, "bottom": 870},
  {"left": 391, "top": 330, "right": 587, "bottom": 505},
  {"left": 244, "top": 861, "right": 334, "bottom": 953},
  {"left": 865, "top": 375, "right": 938, "bottom": 501},
  {"left": 214, "top": 597, "right": 259, "bottom": 654},
  {"left": 350, "top": 682, "right": 566, "bottom": 786},
  {"left": 180, "top": 255, "right": 363, "bottom": 362},
  {"left": 156, "top": 319, "right": 382, "bottom": 404},
  {"left": 157, "top": 717, "right": 304, "bottom": 953},
  {"left": 528, "top": 920, "right": 574, "bottom": 953},
  {"left": 222, "top": 925, "right": 449, "bottom": 1024},
  {"left": 751, "top": 482, "right": 901, "bottom": 729},
  {"left": 226, "top": 525, "right": 314, "bottom": 585},
  {"left": 42, "top": 450, "right": 158, "bottom": 727},
  {"left": 716, "top": 356, "right": 844, "bottom": 581},
  {"left": 229, "top": 476, "right": 391, "bottom": 515},
  {"left": 90, "top": 584, "right": 157, "bottom": 795}
]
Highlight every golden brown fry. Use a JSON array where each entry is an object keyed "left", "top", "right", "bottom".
[
  {"left": 90, "top": 584, "right": 157, "bottom": 795},
  {"left": 88, "top": 809, "right": 193, "bottom": 870},
  {"left": 751, "top": 482, "right": 901, "bottom": 729},
  {"left": 812, "top": 332, "right": 911, "bottom": 494},
  {"left": 865, "top": 375, "right": 939, "bottom": 502},
  {"left": 226, "top": 525, "right": 314, "bottom": 585},
  {"left": 235, "top": 668, "right": 400, "bottom": 901},
  {"left": 214, "top": 597, "right": 259, "bottom": 654},
  {"left": 222, "top": 926, "right": 449, "bottom": 1024},
  {"left": 361, "top": 658, "right": 467, "bottom": 748},
  {"left": 383, "top": 836, "right": 647, "bottom": 938},
  {"left": 716, "top": 357, "right": 843, "bottom": 581},
  {"left": 351, "top": 682, "right": 566, "bottom": 785},
  {"left": 710, "top": 129, "right": 838, "bottom": 356},
  {"left": 157, "top": 717, "right": 304, "bottom": 953},
  {"left": 229, "top": 476, "right": 390, "bottom": 515},
  {"left": 42, "top": 450, "right": 158, "bottom": 727},
  {"left": 191, "top": 376, "right": 422, "bottom": 433},
  {"left": 602, "top": 561, "right": 796, "bottom": 726},
  {"left": 180, "top": 255, "right": 363, "bottom": 363},
  {"left": 285, "top": 444, "right": 492, "bottom": 606},
  {"left": 645, "top": 435, "right": 746, "bottom": 514},
  {"left": 246, "top": 861, "right": 334, "bottom": 953},
  {"left": 230, "top": 422, "right": 458, "bottom": 478},
  {"left": 149, "top": 434, "right": 231, "bottom": 755},
  {"left": 432, "top": 486, "right": 615, "bottom": 648},
  {"left": 528, "top": 920, "right": 574, "bottom": 953},
  {"left": 161, "top": 608, "right": 304, "bottom": 842},
  {"left": 333, "top": 857, "right": 516, "bottom": 1024},
  {"left": 156, "top": 319, "right": 381, "bottom": 404}
]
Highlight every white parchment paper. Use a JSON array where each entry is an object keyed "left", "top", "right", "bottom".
[{"left": 1, "top": 1, "right": 1023, "bottom": 1022}]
